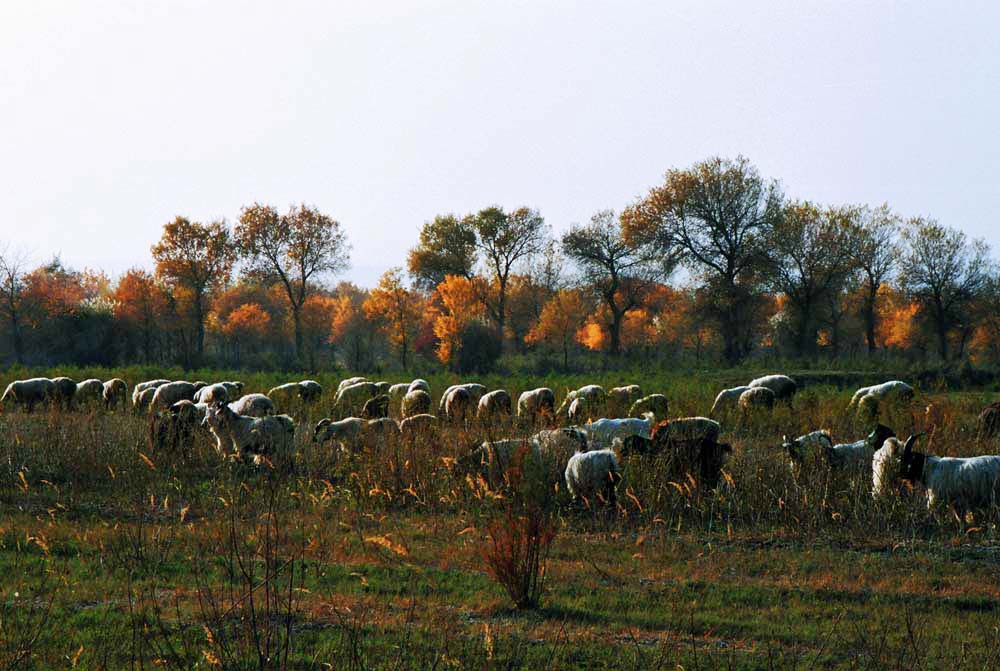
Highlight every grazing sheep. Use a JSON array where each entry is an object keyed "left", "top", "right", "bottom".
[
  {"left": 373, "top": 381, "right": 392, "bottom": 397},
  {"left": 150, "top": 381, "right": 198, "bottom": 412},
  {"left": 74, "top": 379, "right": 105, "bottom": 408},
  {"left": 978, "top": 402, "right": 1000, "bottom": 439},
  {"left": 748, "top": 374, "right": 798, "bottom": 401},
  {"left": 440, "top": 383, "right": 487, "bottom": 415},
  {"left": 458, "top": 439, "right": 536, "bottom": 486},
  {"left": 849, "top": 381, "right": 914, "bottom": 409},
  {"left": 556, "top": 385, "right": 607, "bottom": 419},
  {"left": 709, "top": 386, "right": 750, "bottom": 418},
  {"left": 148, "top": 403, "right": 201, "bottom": 455},
  {"left": 628, "top": 394, "right": 669, "bottom": 421},
  {"left": 362, "top": 394, "right": 391, "bottom": 419},
  {"left": 1, "top": 378, "right": 56, "bottom": 412},
  {"left": 333, "top": 381, "right": 379, "bottom": 417},
  {"left": 228, "top": 393, "right": 275, "bottom": 418},
  {"left": 443, "top": 387, "right": 473, "bottom": 423},
  {"left": 608, "top": 385, "right": 642, "bottom": 415},
  {"left": 650, "top": 417, "right": 721, "bottom": 446},
  {"left": 50, "top": 377, "right": 77, "bottom": 409},
  {"left": 408, "top": 379, "right": 431, "bottom": 394},
  {"left": 194, "top": 383, "right": 230, "bottom": 405},
  {"left": 203, "top": 403, "right": 295, "bottom": 465},
  {"left": 365, "top": 417, "right": 401, "bottom": 444},
  {"left": 401, "top": 389, "right": 432, "bottom": 418},
  {"left": 388, "top": 383, "right": 411, "bottom": 411},
  {"left": 565, "top": 449, "right": 621, "bottom": 506},
  {"left": 517, "top": 388, "right": 556, "bottom": 423},
  {"left": 738, "top": 387, "right": 775, "bottom": 413},
  {"left": 477, "top": 389, "right": 512, "bottom": 421},
  {"left": 313, "top": 417, "right": 366, "bottom": 445},
  {"left": 583, "top": 415, "right": 655, "bottom": 449},
  {"left": 399, "top": 413, "right": 438, "bottom": 439},
  {"left": 103, "top": 378, "right": 128, "bottom": 410},
  {"left": 568, "top": 397, "right": 589, "bottom": 424},
  {"left": 267, "top": 382, "right": 302, "bottom": 411},
  {"left": 133, "top": 387, "right": 158, "bottom": 414},
  {"left": 872, "top": 434, "right": 1000, "bottom": 518},
  {"left": 133, "top": 379, "right": 169, "bottom": 405},
  {"left": 299, "top": 380, "right": 323, "bottom": 403},
  {"left": 221, "top": 381, "right": 244, "bottom": 398},
  {"left": 648, "top": 419, "right": 732, "bottom": 489},
  {"left": 338, "top": 376, "right": 368, "bottom": 393}
]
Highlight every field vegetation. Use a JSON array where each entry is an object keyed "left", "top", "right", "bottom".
[{"left": 3, "top": 367, "right": 1000, "bottom": 669}]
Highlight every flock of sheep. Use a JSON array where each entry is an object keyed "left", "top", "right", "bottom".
[{"left": 4, "top": 372, "right": 1000, "bottom": 519}]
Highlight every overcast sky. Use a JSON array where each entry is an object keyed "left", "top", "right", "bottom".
[{"left": 2, "top": 1, "right": 998, "bottom": 287}]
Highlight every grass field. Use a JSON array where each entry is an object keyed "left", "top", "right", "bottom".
[{"left": 3, "top": 367, "right": 1000, "bottom": 670}]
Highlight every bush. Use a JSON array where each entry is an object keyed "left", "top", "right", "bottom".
[{"left": 454, "top": 322, "right": 502, "bottom": 374}]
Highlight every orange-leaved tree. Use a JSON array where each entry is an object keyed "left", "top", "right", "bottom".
[
  {"left": 431, "top": 275, "right": 484, "bottom": 365},
  {"left": 525, "top": 289, "right": 588, "bottom": 368},
  {"left": 363, "top": 268, "right": 424, "bottom": 369},
  {"left": 221, "top": 303, "right": 271, "bottom": 366},
  {"left": 113, "top": 268, "right": 172, "bottom": 363}
]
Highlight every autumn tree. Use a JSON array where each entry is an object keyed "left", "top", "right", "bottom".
[
  {"left": 622, "top": 156, "right": 782, "bottom": 363},
  {"left": 235, "top": 203, "right": 350, "bottom": 366},
  {"left": 407, "top": 214, "right": 477, "bottom": 290},
  {"left": 768, "top": 202, "right": 858, "bottom": 356},
  {"left": 222, "top": 303, "right": 271, "bottom": 366},
  {"left": 151, "top": 217, "right": 236, "bottom": 365},
  {"left": 0, "top": 246, "right": 28, "bottom": 363},
  {"left": 431, "top": 275, "right": 485, "bottom": 365},
  {"left": 113, "top": 268, "right": 170, "bottom": 363},
  {"left": 852, "top": 203, "right": 900, "bottom": 354},
  {"left": 525, "top": 289, "right": 589, "bottom": 368},
  {"left": 363, "top": 268, "right": 423, "bottom": 369},
  {"left": 329, "top": 282, "right": 381, "bottom": 370},
  {"left": 899, "top": 218, "right": 992, "bottom": 360},
  {"left": 562, "top": 210, "right": 672, "bottom": 356}
]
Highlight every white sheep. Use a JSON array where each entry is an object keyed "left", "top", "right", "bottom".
[
  {"left": 338, "top": 376, "right": 368, "bottom": 393},
  {"left": 73, "top": 379, "right": 106, "bottom": 408},
  {"left": 628, "top": 394, "right": 669, "bottom": 421},
  {"left": 556, "top": 385, "right": 607, "bottom": 418},
  {"left": 1, "top": 378, "right": 56, "bottom": 412},
  {"left": 228, "top": 393, "right": 275, "bottom": 418},
  {"left": 194, "top": 383, "right": 230, "bottom": 405},
  {"left": 709, "top": 386, "right": 750, "bottom": 418},
  {"left": 50, "top": 377, "right": 77, "bottom": 409},
  {"left": 873, "top": 434, "right": 1000, "bottom": 517},
  {"left": 202, "top": 403, "right": 295, "bottom": 465},
  {"left": 133, "top": 379, "right": 169, "bottom": 406},
  {"left": 477, "top": 389, "right": 512, "bottom": 421},
  {"left": 517, "top": 388, "right": 556, "bottom": 423},
  {"left": 583, "top": 415, "right": 655, "bottom": 449},
  {"left": 398, "top": 413, "right": 438, "bottom": 438},
  {"left": 440, "top": 383, "right": 487, "bottom": 415},
  {"left": 299, "top": 380, "right": 323, "bottom": 403},
  {"left": 133, "top": 387, "right": 158, "bottom": 414},
  {"left": 103, "top": 378, "right": 129, "bottom": 410},
  {"left": 150, "top": 381, "right": 198, "bottom": 412},
  {"left": 565, "top": 449, "right": 621, "bottom": 505},
  {"left": 738, "top": 387, "right": 775, "bottom": 413},
  {"left": 313, "top": 417, "right": 366, "bottom": 445},
  {"left": 567, "top": 397, "right": 589, "bottom": 424},
  {"left": 362, "top": 395, "right": 391, "bottom": 419},
  {"left": 408, "top": 379, "right": 431, "bottom": 394},
  {"left": 388, "top": 383, "right": 411, "bottom": 412},
  {"left": 443, "top": 387, "right": 473, "bottom": 422},
  {"left": 401, "top": 389, "right": 432, "bottom": 418},
  {"left": 608, "top": 385, "right": 642, "bottom": 415},
  {"left": 849, "top": 381, "right": 914, "bottom": 409},
  {"left": 333, "top": 381, "right": 379, "bottom": 417},
  {"left": 267, "top": 382, "right": 303, "bottom": 412},
  {"left": 748, "top": 374, "right": 797, "bottom": 401}
]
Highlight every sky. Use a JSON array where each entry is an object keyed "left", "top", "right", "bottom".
[{"left": 1, "top": 0, "right": 998, "bottom": 288}]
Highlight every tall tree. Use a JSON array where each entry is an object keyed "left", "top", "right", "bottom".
[
  {"left": 363, "top": 268, "right": 424, "bottom": 369},
  {"left": 407, "top": 214, "right": 477, "bottom": 290},
  {"left": 467, "top": 206, "right": 548, "bottom": 352},
  {"left": 235, "top": 203, "right": 350, "bottom": 367},
  {"left": 113, "top": 268, "right": 170, "bottom": 363},
  {"left": 768, "top": 202, "right": 858, "bottom": 356},
  {"left": 562, "top": 210, "right": 673, "bottom": 356},
  {"left": 524, "top": 288, "right": 589, "bottom": 369},
  {"left": 852, "top": 203, "right": 900, "bottom": 354},
  {"left": 0, "top": 247, "right": 28, "bottom": 364},
  {"left": 151, "top": 216, "right": 236, "bottom": 365},
  {"left": 622, "top": 156, "right": 783, "bottom": 363},
  {"left": 899, "top": 218, "right": 992, "bottom": 360}
]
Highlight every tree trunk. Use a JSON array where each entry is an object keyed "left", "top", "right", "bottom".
[
  {"left": 609, "top": 309, "right": 624, "bottom": 356},
  {"left": 863, "top": 286, "right": 878, "bottom": 354},
  {"left": 194, "top": 298, "right": 206, "bottom": 366},
  {"left": 292, "top": 305, "right": 303, "bottom": 367},
  {"left": 935, "top": 301, "right": 949, "bottom": 360}
]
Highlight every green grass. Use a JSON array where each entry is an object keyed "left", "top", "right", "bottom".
[{"left": 2, "top": 367, "right": 1000, "bottom": 669}]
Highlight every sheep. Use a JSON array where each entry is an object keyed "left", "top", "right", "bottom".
[
  {"left": 50, "top": 377, "right": 77, "bottom": 409},
  {"left": 872, "top": 434, "right": 1000, "bottom": 518},
  {"left": 565, "top": 449, "right": 621, "bottom": 506},
  {"left": 583, "top": 415, "right": 655, "bottom": 449},
  {"left": 827, "top": 425, "right": 898, "bottom": 471},
  {"left": 221, "top": 381, "right": 244, "bottom": 398},
  {"left": 150, "top": 381, "right": 198, "bottom": 412},
  {"left": 148, "top": 403, "right": 201, "bottom": 455},
  {"left": 978, "top": 402, "right": 1000, "bottom": 439},
  {"left": 133, "top": 379, "right": 169, "bottom": 405},
  {"left": 202, "top": 402, "right": 295, "bottom": 465},
  {"left": 458, "top": 439, "right": 536, "bottom": 487},
  {"left": 373, "top": 381, "right": 392, "bottom": 397},
  {"left": 362, "top": 394, "right": 390, "bottom": 419},
  {"left": 365, "top": 417, "right": 401, "bottom": 445},
  {"left": 133, "top": 387, "right": 158, "bottom": 414},
  {"left": 849, "top": 381, "right": 914, "bottom": 409},
  {"left": 567, "top": 397, "right": 589, "bottom": 423},
  {"left": 477, "top": 389, "right": 512, "bottom": 422},
  {"left": 1, "top": 378, "right": 56, "bottom": 412},
  {"left": 782, "top": 430, "right": 833, "bottom": 466},
  {"left": 647, "top": 418, "right": 732, "bottom": 489},
  {"left": 333, "top": 381, "right": 379, "bottom": 417},
  {"left": 517, "top": 388, "right": 556, "bottom": 424},
  {"left": 399, "top": 413, "right": 438, "bottom": 440},
  {"left": 709, "top": 386, "right": 750, "bottom": 418},
  {"left": 401, "top": 389, "right": 432, "bottom": 418},
  {"left": 556, "top": 385, "right": 607, "bottom": 419},
  {"left": 628, "top": 394, "right": 669, "bottom": 421},
  {"left": 267, "top": 382, "right": 302, "bottom": 412},
  {"left": 338, "top": 376, "right": 368, "bottom": 393},
  {"left": 443, "top": 386, "right": 473, "bottom": 423},
  {"left": 608, "top": 385, "right": 642, "bottom": 416},
  {"left": 748, "top": 374, "right": 798, "bottom": 401},
  {"left": 194, "top": 383, "right": 230, "bottom": 405},
  {"left": 388, "top": 383, "right": 411, "bottom": 411},
  {"left": 313, "top": 417, "right": 366, "bottom": 445},
  {"left": 228, "top": 393, "right": 275, "bottom": 418},
  {"left": 439, "top": 383, "right": 487, "bottom": 415},
  {"left": 738, "top": 387, "right": 775, "bottom": 414},
  {"left": 73, "top": 379, "right": 106, "bottom": 408},
  {"left": 408, "top": 379, "right": 431, "bottom": 394},
  {"left": 651, "top": 417, "right": 721, "bottom": 445},
  {"left": 103, "top": 378, "right": 129, "bottom": 410},
  {"left": 299, "top": 380, "right": 323, "bottom": 403}
]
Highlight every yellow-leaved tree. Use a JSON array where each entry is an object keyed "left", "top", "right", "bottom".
[{"left": 363, "top": 268, "right": 424, "bottom": 369}]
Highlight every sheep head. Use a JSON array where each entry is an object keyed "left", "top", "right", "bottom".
[
  {"left": 899, "top": 433, "right": 926, "bottom": 483},
  {"left": 313, "top": 418, "right": 332, "bottom": 443}
]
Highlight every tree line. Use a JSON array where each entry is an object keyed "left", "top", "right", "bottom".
[{"left": 1, "top": 156, "right": 997, "bottom": 372}]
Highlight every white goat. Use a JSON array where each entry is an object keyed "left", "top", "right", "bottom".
[
  {"left": 583, "top": 415, "right": 655, "bottom": 449},
  {"left": 203, "top": 403, "right": 295, "bottom": 465},
  {"left": 565, "top": 449, "right": 621, "bottom": 505}
]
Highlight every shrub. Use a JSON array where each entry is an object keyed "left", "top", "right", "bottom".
[{"left": 454, "top": 322, "right": 502, "bottom": 374}]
